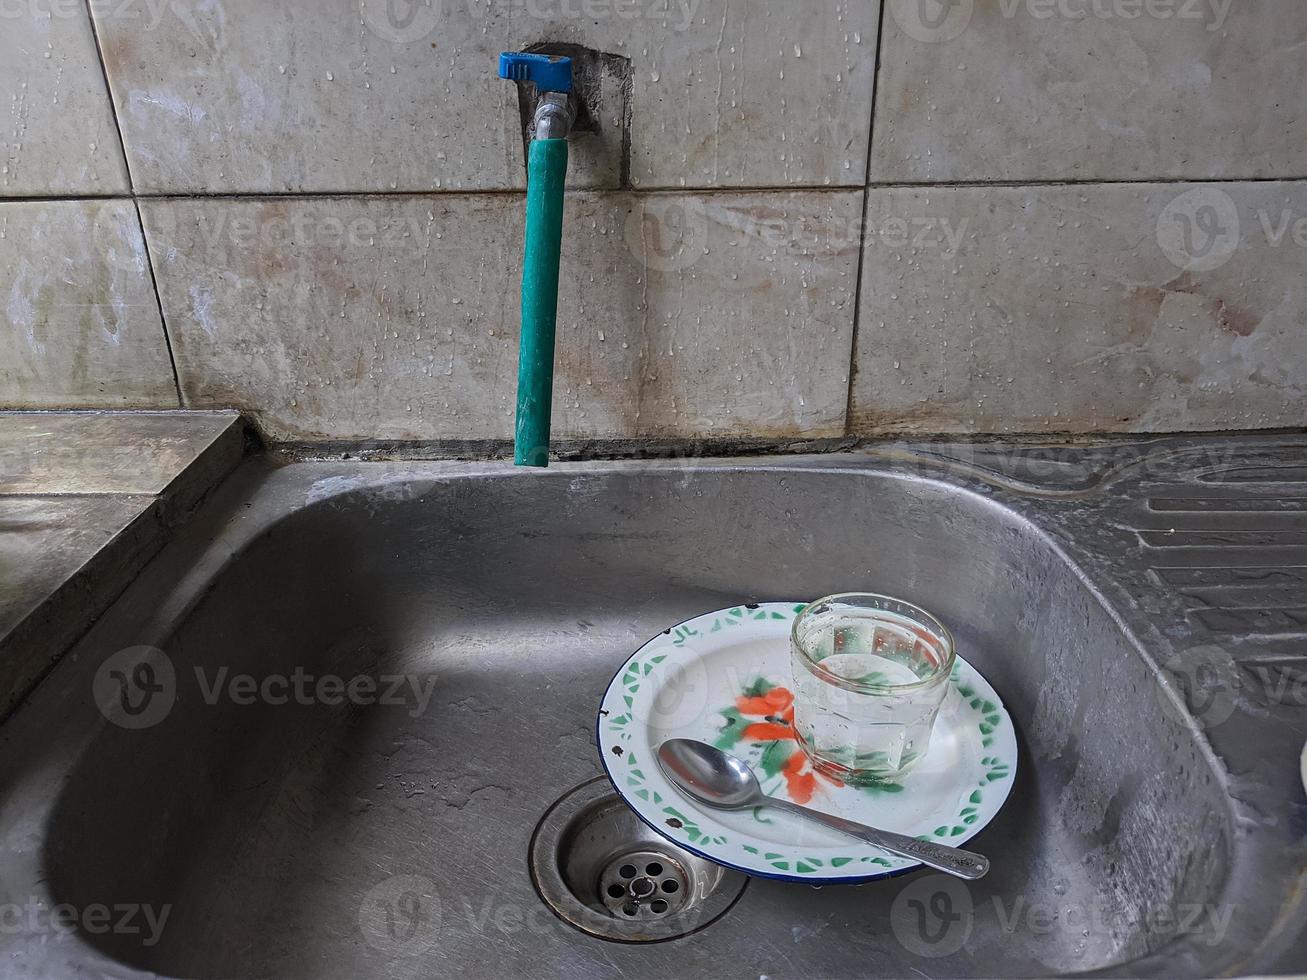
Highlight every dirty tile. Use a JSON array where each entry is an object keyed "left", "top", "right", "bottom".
[
  {"left": 0, "top": 411, "right": 240, "bottom": 495},
  {"left": 853, "top": 182, "right": 1307, "bottom": 433},
  {"left": 95, "top": 0, "right": 876, "bottom": 193},
  {"left": 583, "top": 2, "right": 879, "bottom": 189},
  {"left": 555, "top": 190, "right": 859, "bottom": 439},
  {"left": 94, "top": 1, "right": 518, "bottom": 194},
  {"left": 872, "top": 1, "right": 1307, "bottom": 181},
  {"left": 0, "top": 200, "right": 178, "bottom": 408},
  {"left": 0, "top": 4, "right": 129, "bottom": 195},
  {"left": 142, "top": 190, "right": 859, "bottom": 441}
]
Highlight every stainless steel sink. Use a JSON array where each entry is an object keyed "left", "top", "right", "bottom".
[{"left": 2, "top": 441, "right": 1304, "bottom": 977}]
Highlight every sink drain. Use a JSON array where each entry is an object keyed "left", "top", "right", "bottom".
[
  {"left": 599, "top": 850, "right": 689, "bottom": 920},
  {"left": 529, "top": 777, "right": 748, "bottom": 942}
]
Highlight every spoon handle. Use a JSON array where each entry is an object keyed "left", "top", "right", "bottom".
[{"left": 768, "top": 798, "right": 990, "bottom": 880}]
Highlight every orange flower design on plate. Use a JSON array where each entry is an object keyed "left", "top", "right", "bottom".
[{"left": 713, "top": 678, "right": 843, "bottom": 804}]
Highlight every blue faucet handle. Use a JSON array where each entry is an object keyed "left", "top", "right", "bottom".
[{"left": 498, "top": 52, "right": 573, "bottom": 93}]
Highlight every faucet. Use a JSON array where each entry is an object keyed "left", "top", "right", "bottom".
[{"left": 498, "top": 52, "right": 578, "bottom": 467}]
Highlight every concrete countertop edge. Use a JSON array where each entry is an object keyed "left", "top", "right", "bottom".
[{"left": 0, "top": 412, "right": 249, "bottom": 722}]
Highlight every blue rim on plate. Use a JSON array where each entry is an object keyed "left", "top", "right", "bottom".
[{"left": 597, "top": 601, "right": 1018, "bottom": 884}]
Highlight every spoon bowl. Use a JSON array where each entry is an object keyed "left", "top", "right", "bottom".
[{"left": 657, "top": 737, "right": 765, "bottom": 809}]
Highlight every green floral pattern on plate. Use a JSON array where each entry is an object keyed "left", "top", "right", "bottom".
[{"left": 598, "top": 602, "right": 1018, "bottom": 882}]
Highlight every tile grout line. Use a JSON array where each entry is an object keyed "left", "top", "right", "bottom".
[
  {"left": 81, "top": 0, "right": 185, "bottom": 409},
  {"left": 3, "top": 174, "right": 1307, "bottom": 209},
  {"left": 843, "top": 1, "right": 890, "bottom": 438},
  {"left": 130, "top": 200, "right": 185, "bottom": 406}
]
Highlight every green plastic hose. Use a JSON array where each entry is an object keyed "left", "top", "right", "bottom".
[{"left": 515, "top": 137, "right": 569, "bottom": 467}]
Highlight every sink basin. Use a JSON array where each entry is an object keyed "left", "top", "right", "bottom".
[{"left": 1, "top": 448, "right": 1303, "bottom": 977}]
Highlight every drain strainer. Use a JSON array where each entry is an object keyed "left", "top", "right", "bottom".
[
  {"left": 529, "top": 777, "right": 748, "bottom": 942},
  {"left": 599, "top": 849, "right": 689, "bottom": 920}
]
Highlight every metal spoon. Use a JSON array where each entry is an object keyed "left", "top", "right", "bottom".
[{"left": 656, "top": 738, "right": 990, "bottom": 880}]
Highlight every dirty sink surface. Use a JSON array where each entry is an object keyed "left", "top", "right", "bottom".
[{"left": 1, "top": 437, "right": 1304, "bottom": 977}]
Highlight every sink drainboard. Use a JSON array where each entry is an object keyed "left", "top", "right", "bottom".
[{"left": 529, "top": 777, "right": 748, "bottom": 942}]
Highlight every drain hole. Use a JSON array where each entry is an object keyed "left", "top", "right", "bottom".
[{"left": 529, "top": 779, "right": 749, "bottom": 941}]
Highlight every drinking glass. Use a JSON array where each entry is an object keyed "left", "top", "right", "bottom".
[{"left": 791, "top": 593, "right": 954, "bottom": 782}]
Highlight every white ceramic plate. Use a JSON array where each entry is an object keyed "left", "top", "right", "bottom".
[{"left": 597, "top": 602, "right": 1018, "bottom": 883}]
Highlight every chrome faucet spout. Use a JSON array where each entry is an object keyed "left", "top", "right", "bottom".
[{"left": 533, "top": 91, "right": 575, "bottom": 141}]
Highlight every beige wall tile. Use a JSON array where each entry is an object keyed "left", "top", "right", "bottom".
[
  {"left": 143, "top": 190, "right": 858, "bottom": 441},
  {"left": 593, "top": 1, "right": 878, "bottom": 189},
  {"left": 97, "top": 0, "right": 877, "bottom": 194},
  {"left": 96, "top": 1, "right": 518, "bottom": 194},
  {"left": 853, "top": 183, "right": 1307, "bottom": 433},
  {"left": 872, "top": 0, "right": 1306, "bottom": 181},
  {"left": 0, "top": 5, "right": 129, "bottom": 195},
  {"left": 0, "top": 200, "right": 177, "bottom": 407}
]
